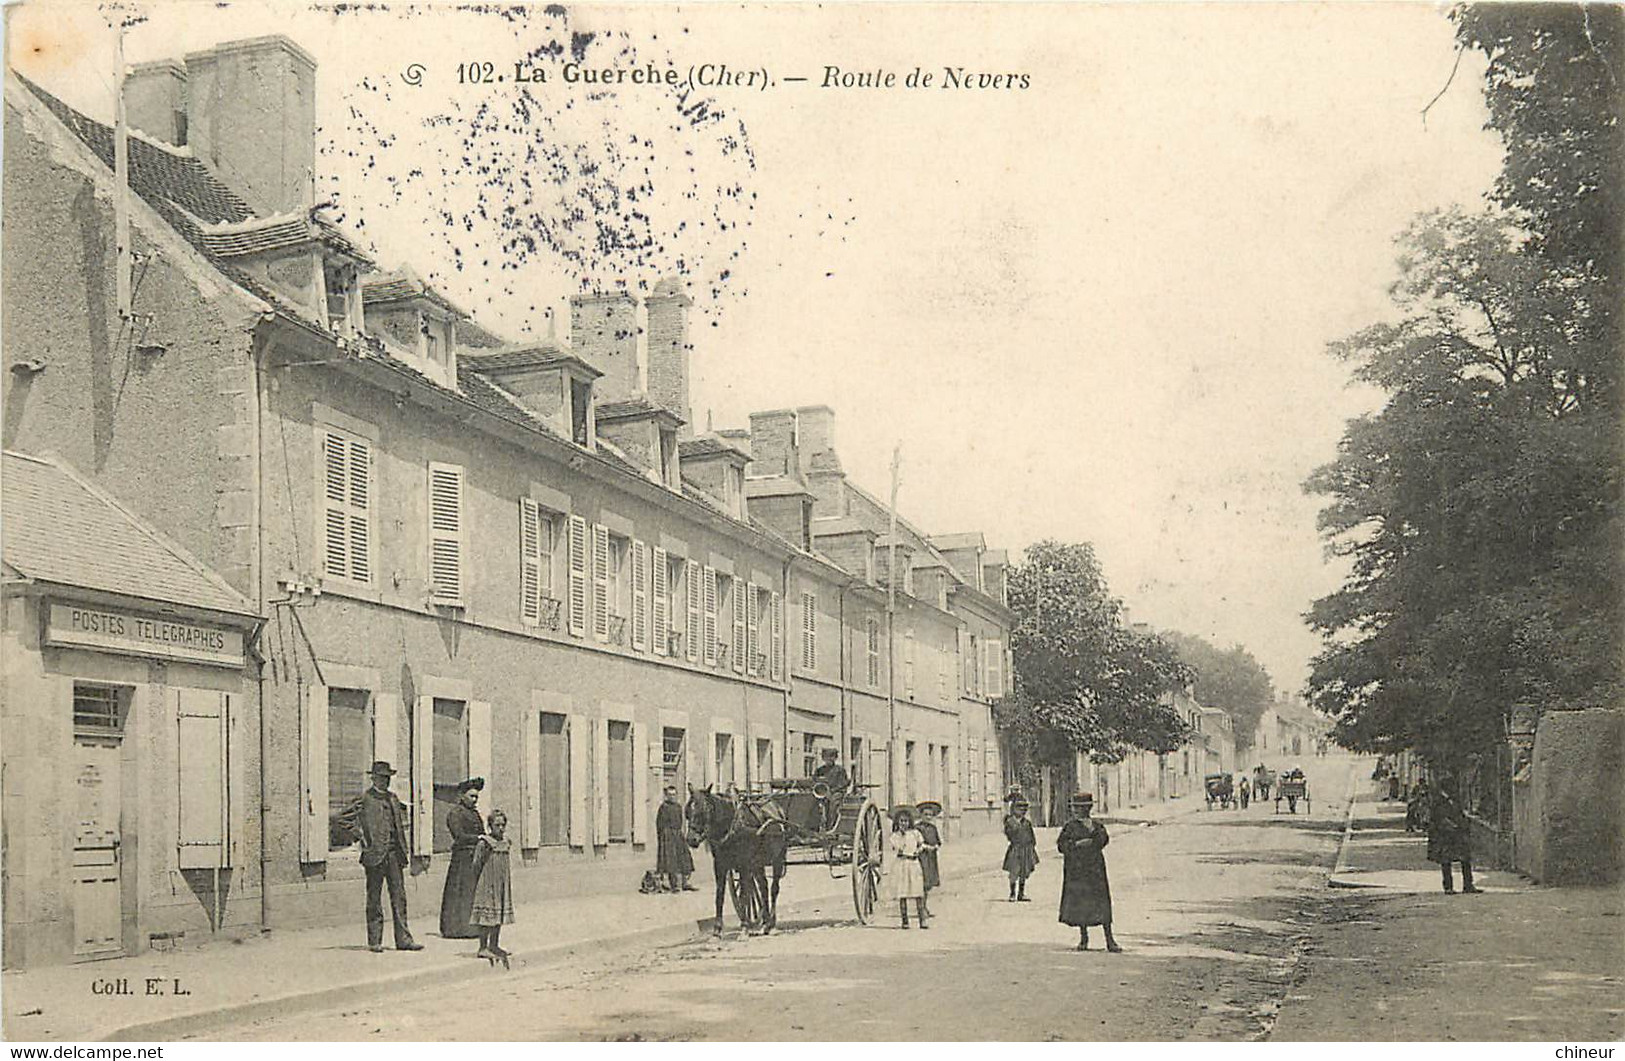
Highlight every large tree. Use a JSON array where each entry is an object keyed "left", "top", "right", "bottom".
[
  {"left": 998, "top": 541, "right": 1193, "bottom": 778},
  {"left": 1162, "top": 631, "right": 1275, "bottom": 747}
]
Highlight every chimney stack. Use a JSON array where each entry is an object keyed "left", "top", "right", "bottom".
[
  {"left": 184, "top": 36, "right": 317, "bottom": 216},
  {"left": 569, "top": 291, "right": 638, "bottom": 402},
  {"left": 747, "top": 409, "right": 800, "bottom": 480},
  {"left": 645, "top": 278, "right": 692, "bottom": 431},
  {"left": 123, "top": 59, "right": 189, "bottom": 146}
]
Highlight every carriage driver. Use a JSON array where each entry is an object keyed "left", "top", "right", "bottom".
[{"left": 813, "top": 747, "right": 850, "bottom": 829}]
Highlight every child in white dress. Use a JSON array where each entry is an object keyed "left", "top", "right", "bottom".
[{"left": 889, "top": 806, "right": 929, "bottom": 929}]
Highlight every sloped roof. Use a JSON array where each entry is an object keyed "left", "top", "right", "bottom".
[
  {"left": 462, "top": 342, "right": 594, "bottom": 376},
  {"left": 362, "top": 266, "right": 468, "bottom": 318},
  {"left": 2, "top": 451, "right": 256, "bottom": 618},
  {"left": 745, "top": 476, "right": 813, "bottom": 500},
  {"left": 678, "top": 435, "right": 749, "bottom": 462},
  {"left": 929, "top": 532, "right": 986, "bottom": 552},
  {"left": 596, "top": 396, "right": 682, "bottom": 424}
]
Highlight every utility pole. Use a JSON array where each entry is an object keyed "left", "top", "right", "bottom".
[
  {"left": 885, "top": 444, "right": 901, "bottom": 808},
  {"left": 113, "top": 15, "right": 131, "bottom": 322}
]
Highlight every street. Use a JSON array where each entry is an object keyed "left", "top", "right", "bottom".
[{"left": 211, "top": 758, "right": 1360, "bottom": 1041}]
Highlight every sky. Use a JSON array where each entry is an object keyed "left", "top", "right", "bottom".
[{"left": 6, "top": 2, "right": 1508, "bottom": 691}]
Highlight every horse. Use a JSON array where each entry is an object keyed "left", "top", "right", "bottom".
[{"left": 685, "top": 784, "right": 788, "bottom": 937}]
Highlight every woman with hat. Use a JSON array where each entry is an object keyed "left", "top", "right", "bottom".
[
  {"left": 655, "top": 785, "right": 697, "bottom": 892},
  {"left": 439, "top": 777, "right": 486, "bottom": 939},
  {"left": 1058, "top": 793, "right": 1121, "bottom": 952},
  {"left": 889, "top": 806, "right": 930, "bottom": 929},
  {"left": 1003, "top": 797, "right": 1039, "bottom": 902},
  {"left": 914, "top": 801, "right": 943, "bottom": 917}
]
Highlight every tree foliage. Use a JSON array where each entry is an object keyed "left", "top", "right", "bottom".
[
  {"left": 999, "top": 541, "right": 1194, "bottom": 768},
  {"left": 1304, "top": 4, "right": 1622, "bottom": 762},
  {"left": 1161, "top": 631, "right": 1275, "bottom": 746}
]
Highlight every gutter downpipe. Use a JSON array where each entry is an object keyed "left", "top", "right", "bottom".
[
  {"left": 838, "top": 582, "right": 849, "bottom": 777},
  {"left": 252, "top": 324, "right": 273, "bottom": 935},
  {"left": 886, "top": 446, "right": 900, "bottom": 810},
  {"left": 781, "top": 555, "right": 793, "bottom": 782}
]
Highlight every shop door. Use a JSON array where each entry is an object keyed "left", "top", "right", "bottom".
[{"left": 72, "top": 738, "right": 123, "bottom": 959}]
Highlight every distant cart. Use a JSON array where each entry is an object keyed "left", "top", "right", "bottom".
[
  {"left": 1204, "top": 772, "right": 1235, "bottom": 810},
  {"left": 1274, "top": 769, "right": 1309, "bottom": 814}
]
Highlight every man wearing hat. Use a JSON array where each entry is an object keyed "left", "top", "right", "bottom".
[
  {"left": 439, "top": 777, "right": 486, "bottom": 938},
  {"left": 1002, "top": 797, "right": 1039, "bottom": 901},
  {"left": 1058, "top": 793, "right": 1121, "bottom": 952},
  {"left": 357, "top": 762, "right": 423, "bottom": 952},
  {"left": 813, "top": 747, "right": 849, "bottom": 829}
]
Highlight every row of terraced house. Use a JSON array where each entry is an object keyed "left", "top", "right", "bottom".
[{"left": 0, "top": 36, "right": 1017, "bottom": 968}]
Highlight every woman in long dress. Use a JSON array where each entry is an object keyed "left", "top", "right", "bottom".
[
  {"left": 889, "top": 806, "right": 929, "bottom": 929},
  {"left": 439, "top": 778, "right": 485, "bottom": 938},
  {"left": 1058, "top": 793, "right": 1121, "bottom": 952},
  {"left": 655, "top": 785, "right": 696, "bottom": 891},
  {"left": 471, "top": 810, "right": 515, "bottom": 962}
]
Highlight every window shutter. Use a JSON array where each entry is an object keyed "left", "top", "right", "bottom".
[
  {"left": 428, "top": 463, "right": 464, "bottom": 602},
  {"left": 706, "top": 721, "right": 720, "bottom": 786},
  {"left": 685, "top": 559, "right": 701, "bottom": 662},
  {"left": 592, "top": 523, "right": 611, "bottom": 641},
  {"left": 348, "top": 440, "right": 371, "bottom": 583},
  {"left": 938, "top": 644, "right": 949, "bottom": 701},
  {"left": 744, "top": 583, "right": 759, "bottom": 675},
  {"left": 651, "top": 547, "right": 669, "bottom": 655},
  {"left": 632, "top": 541, "right": 649, "bottom": 651},
  {"left": 801, "top": 593, "right": 816, "bottom": 671},
  {"left": 568, "top": 713, "right": 589, "bottom": 846},
  {"left": 593, "top": 718, "right": 610, "bottom": 842},
  {"left": 522, "top": 707, "right": 542, "bottom": 848},
  {"left": 300, "top": 685, "right": 330, "bottom": 863},
  {"left": 631, "top": 722, "right": 650, "bottom": 844},
  {"left": 1006, "top": 646, "right": 1015, "bottom": 697},
  {"left": 567, "top": 516, "right": 588, "bottom": 637},
  {"left": 770, "top": 590, "right": 783, "bottom": 681},
  {"left": 961, "top": 631, "right": 973, "bottom": 694},
  {"left": 703, "top": 567, "right": 719, "bottom": 666},
  {"left": 732, "top": 730, "right": 747, "bottom": 789},
  {"left": 988, "top": 639, "right": 1004, "bottom": 699},
  {"left": 904, "top": 630, "right": 916, "bottom": 698},
  {"left": 468, "top": 700, "right": 492, "bottom": 783},
  {"left": 177, "top": 688, "right": 227, "bottom": 869},
  {"left": 322, "top": 432, "right": 371, "bottom": 582},
  {"left": 413, "top": 695, "right": 433, "bottom": 857},
  {"left": 520, "top": 499, "right": 542, "bottom": 625}
]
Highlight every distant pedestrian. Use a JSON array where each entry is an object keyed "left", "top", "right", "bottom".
[
  {"left": 1405, "top": 778, "right": 1430, "bottom": 833},
  {"left": 353, "top": 761, "right": 424, "bottom": 953},
  {"left": 1427, "top": 784, "right": 1481, "bottom": 895},
  {"left": 1058, "top": 793, "right": 1121, "bottom": 952},
  {"left": 1238, "top": 776, "right": 1251, "bottom": 810},
  {"left": 440, "top": 777, "right": 485, "bottom": 939},
  {"left": 889, "top": 806, "right": 929, "bottom": 929},
  {"left": 656, "top": 785, "right": 696, "bottom": 892},
  {"left": 915, "top": 801, "right": 943, "bottom": 917},
  {"left": 471, "top": 810, "right": 515, "bottom": 964},
  {"left": 1003, "top": 798, "right": 1038, "bottom": 901}
]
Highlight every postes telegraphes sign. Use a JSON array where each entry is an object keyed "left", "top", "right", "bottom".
[{"left": 44, "top": 602, "right": 246, "bottom": 668}]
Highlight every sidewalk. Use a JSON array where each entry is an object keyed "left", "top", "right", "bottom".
[
  {"left": 1098, "top": 796, "right": 1205, "bottom": 828},
  {"left": 4, "top": 829, "right": 1015, "bottom": 1043},
  {"left": 1272, "top": 791, "right": 1625, "bottom": 1041}
]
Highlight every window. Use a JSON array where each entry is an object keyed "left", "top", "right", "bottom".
[
  {"left": 324, "top": 263, "right": 357, "bottom": 335},
  {"left": 538, "top": 713, "right": 569, "bottom": 845},
  {"left": 715, "top": 732, "right": 736, "bottom": 787},
  {"left": 905, "top": 740, "right": 918, "bottom": 802},
  {"left": 662, "top": 727, "right": 687, "bottom": 789},
  {"left": 755, "top": 738, "right": 773, "bottom": 786},
  {"left": 659, "top": 428, "right": 678, "bottom": 486},
  {"left": 73, "top": 684, "right": 126, "bottom": 736},
  {"left": 519, "top": 500, "right": 559, "bottom": 628},
  {"left": 938, "top": 639, "right": 949, "bottom": 701},
  {"left": 801, "top": 733, "right": 818, "bottom": 777},
  {"left": 750, "top": 585, "right": 769, "bottom": 676},
  {"left": 866, "top": 618, "right": 881, "bottom": 688},
  {"left": 684, "top": 559, "right": 702, "bottom": 662},
  {"left": 770, "top": 590, "right": 783, "bottom": 680},
  {"left": 320, "top": 428, "right": 371, "bottom": 584},
  {"left": 326, "top": 688, "right": 372, "bottom": 850},
  {"left": 665, "top": 554, "right": 689, "bottom": 657},
  {"left": 987, "top": 638, "right": 1004, "bottom": 699},
  {"left": 569, "top": 379, "right": 592, "bottom": 447},
  {"left": 424, "top": 328, "right": 441, "bottom": 365},
  {"left": 428, "top": 463, "right": 465, "bottom": 603},
  {"left": 705, "top": 569, "right": 722, "bottom": 667},
  {"left": 939, "top": 745, "right": 950, "bottom": 804},
  {"left": 800, "top": 592, "right": 817, "bottom": 671},
  {"left": 968, "top": 740, "right": 982, "bottom": 801},
  {"left": 606, "top": 534, "right": 629, "bottom": 644},
  {"left": 607, "top": 720, "right": 633, "bottom": 841},
  {"left": 632, "top": 541, "right": 650, "bottom": 651},
  {"left": 903, "top": 629, "right": 916, "bottom": 698},
  {"left": 849, "top": 737, "right": 864, "bottom": 784},
  {"left": 431, "top": 698, "right": 468, "bottom": 853}
]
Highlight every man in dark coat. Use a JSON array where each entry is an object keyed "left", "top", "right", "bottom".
[
  {"left": 439, "top": 777, "right": 485, "bottom": 938},
  {"left": 656, "top": 785, "right": 696, "bottom": 891},
  {"left": 1002, "top": 798, "right": 1038, "bottom": 901},
  {"left": 1427, "top": 783, "right": 1481, "bottom": 894},
  {"left": 356, "top": 761, "right": 424, "bottom": 952},
  {"left": 1058, "top": 793, "right": 1120, "bottom": 952},
  {"left": 915, "top": 801, "right": 943, "bottom": 916},
  {"left": 813, "top": 748, "right": 849, "bottom": 829}
]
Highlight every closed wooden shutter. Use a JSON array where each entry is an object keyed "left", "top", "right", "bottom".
[
  {"left": 520, "top": 499, "right": 542, "bottom": 625},
  {"left": 961, "top": 631, "right": 973, "bottom": 693},
  {"left": 301, "top": 684, "right": 329, "bottom": 863},
  {"left": 631, "top": 722, "right": 650, "bottom": 844},
  {"left": 703, "top": 567, "right": 718, "bottom": 666},
  {"left": 593, "top": 719, "right": 611, "bottom": 842},
  {"left": 744, "top": 583, "right": 759, "bottom": 675},
  {"left": 428, "top": 463, "right": 464, "bottom": 602},
  {"left": 904, "top": 630, "right": 916, "bottom": 698},
  {"left": 374, "top": 693, "right": 400, "bottom": 774},
  {"left": 771, "top": 590, "right": 783, "bottom": 681},
  {"left": 1006, "top": 646, "right": 1015, "bottom": 697},
  {"left": 651, "top": 547, "right": 669, "bottom": 655},
  {"left": 567, "top": 516, "right": 588, "bottom": 637},
  {"left": 632, "top": 541, "right": 649, "bottom": 651},
  {"left": 413, "top": 695, "right": 434, "bottom": 857},
  {"left": 592, "top": 524, "right": 611, "bottom": 641},
  {"left": 227, "top": 693, "right": 246, "bottom": 868},
  {"left": 468, "top": 701, "right": 492, "bottom": 783},
  {"left": 177, "top": 689, "right": 227, "bottom": 869},
  {"left": 322, "top": 432, "right": 371, "bottom": 583},
  {"left": 568, "top": 713, "right": 589, "bottom": 846},
  {"left": 685, "top": 559, "right": 701, "bottom": 662},
  {"left": 732, "top": 581, "right": 747, "bottom": 675},
  {"left": 522, "top": 707, "right": 542, "bottom": 847},
  {"left": 706, "top": 721, "right": 720, "bottom": 787},
  {"left": 801, "top": 593, "right": 816, "bottom": 670},
  {"left": 732, "top": 730, "right": 747, "bottom": 788},
  {"left": 987, "top": 639, "right": 1004, "bottom": 699}
]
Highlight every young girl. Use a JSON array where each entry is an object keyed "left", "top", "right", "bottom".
[
  {"left": 1003, "top": 798, "right": 1038, "bottom": 901},
  {"left": 914, "top": 801, "right": 943, "bottom": 918},
  {"left": 471, "top": 809, "right": 516, "bottom": 963},
  {"left": 889, "top": 806, "right": 930, "bottom": 929}
]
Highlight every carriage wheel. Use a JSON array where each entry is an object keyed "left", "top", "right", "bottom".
[
  {"left": 851, "top": 802, "right": 884, "bottom": 925},
  {"left": 726, "top": 868, "right": 767, "bottom": 931}
]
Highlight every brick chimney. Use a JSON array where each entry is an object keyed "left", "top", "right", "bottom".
[
  {"left": 570, "top": 291, "right": 638, "bottom": 402},
  {"left": 645, "top": 278, "right": 692, "bottom": 432},
  {"left": 184, "top": 36, "right": 316, "bottom": 216},
  {"left": 748, "top": 409, "right": 800, "bottom": 480},
  {"left": 124, "top": 59, "right": 189, "bottom": 146}
]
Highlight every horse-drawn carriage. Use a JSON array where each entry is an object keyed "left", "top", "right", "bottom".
[
  {"left": 1252, "top": 766, "right": 1276, "bottom": 802},
  {"left": 1274, "top": 768, "right": 1309, "bottom": 814},
  {"left": 1204, "top": 772, "right": 1236, "bottom": 810},
  {"left": 685, "top": 777, "right": 888, "bottom": 934}
]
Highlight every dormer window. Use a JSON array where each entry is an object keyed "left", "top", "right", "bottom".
[
  {"left": 570, "top": 378, "right": 592, "bottom": 447},
  {"left": 425, "top": 328, "right": 441, "bottom": 365},
  {"left": 659, "top": 428, "right": 678, "bottom": 487},
  {"left": 324, "top": 263, "right": 355, "bottom": 334}
]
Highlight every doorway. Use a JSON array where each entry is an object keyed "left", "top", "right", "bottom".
[{"left": 71, "top": 684, "right": 127, "bottom": 960}]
